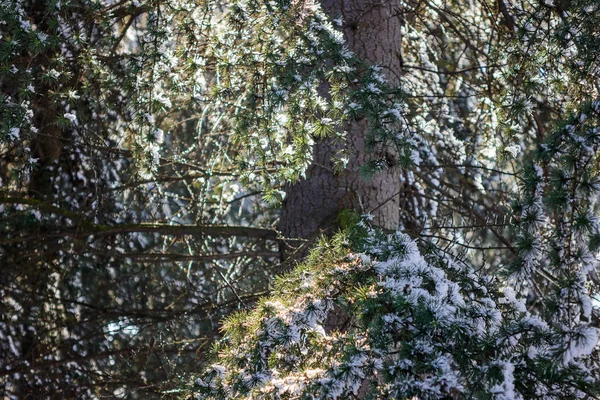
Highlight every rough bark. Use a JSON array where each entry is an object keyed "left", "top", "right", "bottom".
[{"left": 279, "top": 0, "right": 403, "bottom": 239}]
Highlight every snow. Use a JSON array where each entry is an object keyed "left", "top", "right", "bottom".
[{"left": 8, "top": 127, "right": 20, "bottom": 140}]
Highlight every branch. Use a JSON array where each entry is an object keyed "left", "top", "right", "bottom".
[
  {"left": 0, "top": 196, "right": 93, "bottom": 227},
  {"left": 415, "top": 171, "right": 516, "bottom": 254},
  {"left": 403, "top": 64, "right": 504, "bottom": 75},
  {"left": 497, "top": 0, "right": 516, "bottom": 33},
  {"left": 91, "top": 223, "right": 279, "bottom": 239},
  {"left": 123, "top": 250, "right": 278, "bottom": 262},
  {"left": 0, "top": 223, "right": 280, "bottom": 246},
  {"left": 0, "top": 340, "right": 212, "bottom": 378}
]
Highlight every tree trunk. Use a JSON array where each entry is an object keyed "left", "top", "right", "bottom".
[{"left": 279, "top": 0, "right": 403, "bottom": 239}]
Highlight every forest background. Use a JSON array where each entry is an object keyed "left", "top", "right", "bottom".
[{"left": 1, "top": 0, "right": 600, "bottom": 398}]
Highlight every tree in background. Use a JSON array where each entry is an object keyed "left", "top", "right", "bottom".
[
  {"left": 1, "top": 0, "right": 599, "bottom": 398},
  {"left": 1, "top": 0, "right": 285, "bottom": 397},
  {"left": 188, "top": 0, "right": 600, "bottom": 398},
  {"left": 279, "top": 0, "right": 405, "bottom": 238}
]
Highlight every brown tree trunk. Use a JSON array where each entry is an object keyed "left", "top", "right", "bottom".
[{"left": 279, "top": 0, "right": 403, "bottom": 239}]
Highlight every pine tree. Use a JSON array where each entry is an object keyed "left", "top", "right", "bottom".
[
  {"left": 1, "top": 0, "right": 599, "bottom": 398},
  {"left": 188, "top": 0, "right": 600, "bottom": 398}
]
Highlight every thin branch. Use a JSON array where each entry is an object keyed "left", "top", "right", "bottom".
[
  {"left": 124, "top": 250, "right": 278, "bottom": 262},
  {"left": 416, "top": 171, "right": 516, "bottom": 254},
  {"left": 402, "top": 64, "right": 504, "bottom": 75}
]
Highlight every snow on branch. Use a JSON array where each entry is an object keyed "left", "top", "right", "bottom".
[{"left": 190, "top": 225, "right": 599, "bottom": 399}]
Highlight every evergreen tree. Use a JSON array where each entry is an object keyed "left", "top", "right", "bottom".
[
  {"left": 0, "top": 0, "right": 599, "bottom": 398},
  {"left": 192, "top": 222, "right": 599, "bottom": 399}
]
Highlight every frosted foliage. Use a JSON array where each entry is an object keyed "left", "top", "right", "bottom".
[
  {"left": 192, "top": 227, "right": 599, "bottom": 399},
  {"left": 2, "top": 0, "right": 600, "bottom": 397},
  {"left": 510, "top": 102, "right": 600, "bottom": 338}
]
